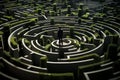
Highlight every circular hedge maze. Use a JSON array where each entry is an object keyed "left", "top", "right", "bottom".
[{"left": 0, "top": 0, "right": 120, "bottom": 80}]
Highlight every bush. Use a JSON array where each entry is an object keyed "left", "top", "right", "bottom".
[
  {"left": 24, "top": 38, "right": 30, "bottom": 47},
  {"left": 68, "top": 53, "right": 100, "bottom": 61},
  {"left": 78, "top": 18, "right": 81, "bottom": 24},
  {"left": 0, "top": 62, "right": 4, "bottom": 70},
  {"left": 53, "top": 3, "right": 57, "bottom": 12},
  {"left": 45, "top": 44, "right": 51, "bottom": 51},
  {"left": 79, "top": 3, "right": 84, "bottom": 10},
  {"left": 37, "top": 9, "right": 42, "bottom": 14},
  {"left": 104, "top": 30, "right": 111, "bottom": 35},
  {"left": 50, "top": 11, "right": 56, "bottom": 16},
  {"left": 3, "top": 24, "right": 10, "bottom": 32},
  {"left": 50, "top": 17, "right": 54, "bottom": 25},
  {"left": 39, "top": 72, "right": 74, "bottom": 80},
  {"left": 117, "top": 47, "right": 120, "bottom": 53},
  {"left": 69, "top": 26, "right": 74, "bottom": 38},
  {"left": 78, "top": 9, "right": 82, "bottom": 17},
  {"left": 106, "top": 44, "right": 118, "bottom": 61},
  {"left": 51, "top": 73, "right": 74, "bottom": 80},
  {"left": 75, "top": 40, "right": 80, "bottom": 48},
  {"left": 3, "top": 50, "right": 11, "bottom": 60},
  {"left": 3, "top": 15, "right": 14, "bottom": 21},
  {"left": 82, "top": 12, "right": 90, "bottom": 19},
  {"left": 112, "top": 34, "right": 119, "bottom": 44},
  {"left": 10, "top": 58, "right": 28, "bottom": 68},
  {"left": 0, "top": 31, "right": 3, "bottom": 35},
  {"left": 39, "top": 72, "right": 51, "bottom": 80},
  {"left": 29, "top": 18, "right": 37, "bottom": 26},
  {"left": 67, "top": 5, "right": 71, "bottom": 14},
  {"left": 40, "top": 56, "right": 47, "bottom": 68},
  {"left": 10, "top": 37, "right": 18, "bottom": 48}
]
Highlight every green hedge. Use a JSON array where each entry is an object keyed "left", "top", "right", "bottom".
[
  {"left": 68, "top": 53, "right": 100, "bottom": 61},
  {"left": 112, "top": 34, "right": 119, "bottom": 44},
  {"left": 0, "top": 31, "right": 3, "bottom": 35},
  {"left": 104, "top": 30, "right": 111, "bottom": 35},
  {"left": 69, "top": 26, "right": 74, "bottom": 38},
  {"left": 82, "top": 12, "right": 90, "bottom": 19},
  {"left": 24, "top": 38, "right": 30, "bottom": 46},
  {"left": 10, "top": 58, "right": 28, "bottom": 68},
  {"left": 10, "top": 20, "right": 28, "bottom": 27},
  {"left": 10, "top": 37, "right": 18, "bottom": 48},
  {"left": 40, "top": 56, "right": 47, "bottom": 68},
  {"left": 51, "top": 73, "right": 74, "bottom": 80},
  {"left": 39, "top": 72, "right": 74, "bottom": 80},
  {"left": 3, "top": 24, "right": 10, "bottom": 32},
  {"left": 45, "top": 44, "right": 51, "bottom": 51},
  {"left": 105, "top": 44, "right": 118, "bottom": 60},
  {"left": 78, "top": 18, "right": 81, "bottom": 24},
  {"left": 50, "top": 17, "right": 55, "bottom": 25},
  {"left": 53, "top": 3, "right": 57, "bottom": 12},
  {"left": 67, "top": 5, "right": 71, "bottom": 14},
  {"left": 79, "top": 3, "right": 84, "bottom": 10},
  {"left": 3, "top": 50, "right": 11, "bottom": 60},
  {"left": 117, "top": 46, "right": 120, "bottom": 53},
  {"left": 3, "top": 15, "right": 14, "bottom": 21},
  {"left": 0, "top": 62, "right": 4, "bottom": 70},
  {"left": 29, "top": 18, "right": 38, "bottom": 26},
  {"left": 78, "top": 9, "right": 82, "bottom": 17}
]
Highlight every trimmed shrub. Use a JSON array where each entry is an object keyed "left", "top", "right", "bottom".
[
  {"left": 104, "top": 30, "right": 111, "bottom": 35},
  {"left": 10, "top": 37, "right": 18, "bottom": 48},
  {"left": 82, "top": 12, "right": 90, "bottom": 19},
  {"left": 78, "top": 18, "right": 81, "bottom": 24},
  {"left": 0, "top": 31, "right": 3, "bottom": 35},
  {"left": 53, "top": 3, "right": 57, "bottom": 12},
  {"left": 69, "top": 26, "right": 74, "bottom": 38},
  {"left": 79, "top": 3, "right": 84, "bottom": 10},
  {"left": 75, "top": 39, "right": 80, "bottom": 48},
  {"left": 11, "top": 20, "right": 28, "bottom": 27},
  {"left": 117, "top": 46, "right": 120, "bottom": 53},
  {"left": 50, "top": 11, "right": 56, "bottom": 16},
  {"left": 105, "top": 44, "right": 118, "bottom": 61},
  {"left": 39, "top": 72, "right": 74, "bottom": 80},
  {"left": 3, "top": 50, "right": 11, "bottom": 60},
  {"left": 112, "top": 34, "right": 119, "bottom": 45},
  {"left": 45, "top": 44, "right": 51, "bottom": 51},
  {"left": 38, "top": 9, "right": 42, "bottom": 14},
  {"left": 10, "top": 58, "right": 27, "bottom": 68},
  {"left": 24, "top": 38, "right": 30, "bottom": 47},
  {"left": 40, "top": 56, "right": 47, "bottom": 68},
  {"left": 29, "top": 18, "right": 37, "bottom": 26},
  {"left": 67, "top": 5, "right": 71, "bottom": 14},
  {"left": 68, "top": 53, "right": 100, "bottom": 61},
  {"left": 39, "top": 72, "right": 51, "bottom": 80},
  {"left": 51, "top": 73, "right": 74, "bottom": 80},
  {"left": 50, "top": 17, "right": 54, "bottom": 25},
  {"left": 3, "top": 24, "right": 10, "bottom": 33},
  {"left": 78, "top": 9, "right": 82, "bottom": 17},
  {"left": 3, "top": 15, "right": 14, "bottom": 21},
  {"left": 0, "top": 62, "right": 4, "bottom": 70}
]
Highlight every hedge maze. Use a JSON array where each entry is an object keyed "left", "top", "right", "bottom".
[{"left": 0, "top": 0, "right": 120, "bottom": 80}]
